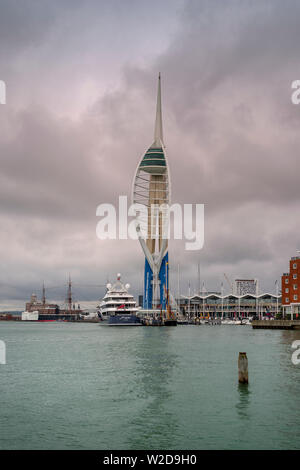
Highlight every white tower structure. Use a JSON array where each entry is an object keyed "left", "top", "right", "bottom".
[{"left": 132, "top": 74, "right": 170, "bottom": 309}]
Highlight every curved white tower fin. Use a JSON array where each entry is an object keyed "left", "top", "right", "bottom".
[
  {"left": 137, "top": 230, "right": 155, "bottom": 272},
  {"left": 153, "top": 73, "right": 164, "bottom": 147}
]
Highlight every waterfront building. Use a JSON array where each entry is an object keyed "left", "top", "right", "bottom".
[
  {"left": 132, "top": 74, "right": 170, "bottom": 309},
  {"left": 234, "top": 279, "right": 257, "bottom": 296},
  {"left": 281, "top": 255, "right": 300, "bottom": 319},
  {"left": 26, "top": 292, "right": 60, "bottom": 315},
  {"left": 138, "top": 295, "right": 144, "bottom": 307},
  {"left": 25, "top": 279, "right": 82, "bottom": 317},
  {"left": 179, "top": 292, "right": 281, "bottom": 319}
]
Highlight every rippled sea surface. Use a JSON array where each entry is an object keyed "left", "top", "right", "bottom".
[{"left": 0, "top": 322, "right": 300, "bottom": 449}]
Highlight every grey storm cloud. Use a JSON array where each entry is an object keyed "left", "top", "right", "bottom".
[{"left": 0, "top": 0, "right": 299, "bottom": 308}]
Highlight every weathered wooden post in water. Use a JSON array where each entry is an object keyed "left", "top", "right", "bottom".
[{"left": 238, "top": 352, "right": 248, "bottom": 384}]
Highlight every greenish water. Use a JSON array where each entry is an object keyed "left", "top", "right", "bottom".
[{"left": 0, "top": 322, "right": 300, "bottom": 450}]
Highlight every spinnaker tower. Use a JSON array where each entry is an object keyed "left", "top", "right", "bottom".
[{"left": 132, "top": 74, "right": 170, "bottom": 310}]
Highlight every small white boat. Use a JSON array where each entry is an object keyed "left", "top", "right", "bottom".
[
  {"left": 21, "top": 310, "right": 39, "bottom": 321},
  {"left": 79, "top": 311, "right": 99, "bottom": 320},
  {"left": 222, "top": 319, "right": 234, "bottom": 325}
]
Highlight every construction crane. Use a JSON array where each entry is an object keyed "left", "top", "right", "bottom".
[{"left": 223, "top": 273, "right": 234, "bottom": 294}]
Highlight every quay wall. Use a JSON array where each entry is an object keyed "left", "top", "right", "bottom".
[{"left": 252, "top": 320, "right": 300, "bottom": 330}]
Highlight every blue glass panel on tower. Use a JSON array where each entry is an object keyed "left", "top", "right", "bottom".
[
  {"left": 144, "top": 258, "right": 153, "bottom": 309},
  {"left": 159, "top": 252, "right": 168, "bottom": 309}
]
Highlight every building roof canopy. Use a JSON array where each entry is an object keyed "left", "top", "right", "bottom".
[{"left": 182, "top": 292, "right": 281, "bottom": 300}]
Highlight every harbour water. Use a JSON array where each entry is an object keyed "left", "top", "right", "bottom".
[{"left": 0, "top": 322, "right": 300, "bottom": 450}]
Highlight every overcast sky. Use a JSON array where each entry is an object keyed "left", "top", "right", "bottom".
[{"left": 0, "top": 0, "right": 300, "bottom": 310}]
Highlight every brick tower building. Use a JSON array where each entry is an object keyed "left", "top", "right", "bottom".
[{"left": 281, "top": 255, "right": 300, "bottom": 318}]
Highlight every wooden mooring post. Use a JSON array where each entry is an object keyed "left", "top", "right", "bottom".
[{"left": 238, "top": 352, "right": 248, "bottom": 384}]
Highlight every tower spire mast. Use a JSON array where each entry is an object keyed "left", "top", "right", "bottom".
[{"left": 154, "top": 73, "right": 163, "bottom": 146}]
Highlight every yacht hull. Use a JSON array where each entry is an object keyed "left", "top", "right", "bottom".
[{"left": 108, "top": 314, "right": 142, "bottom": 326}]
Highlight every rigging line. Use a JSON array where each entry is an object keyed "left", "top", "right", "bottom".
[{"left": 72, "top": 284, "right": 107, "bottom": 288}]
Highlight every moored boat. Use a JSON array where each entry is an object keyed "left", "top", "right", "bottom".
[{"left": 21, "top": 310, "right": 39, "bottom": 321}]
